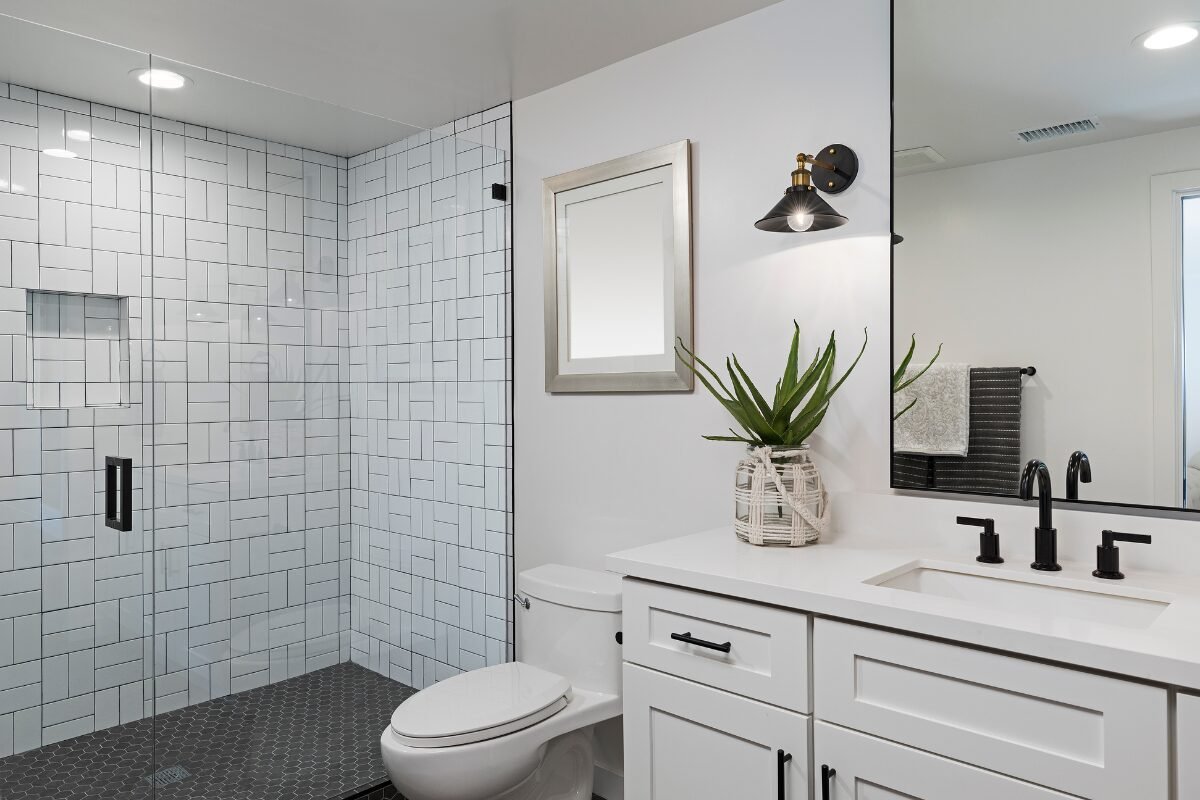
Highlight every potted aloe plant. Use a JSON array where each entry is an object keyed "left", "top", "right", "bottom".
[{"left": 677, "top": 325, "right": 867, "bottom": 546}]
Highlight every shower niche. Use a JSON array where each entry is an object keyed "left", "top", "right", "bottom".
[{"left": 26, "top": 290, "right": 130, "bottom": 408}]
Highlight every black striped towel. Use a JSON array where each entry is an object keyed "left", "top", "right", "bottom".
[{"left": 892, "top": 367, "right": 1023, "bottom": 495}]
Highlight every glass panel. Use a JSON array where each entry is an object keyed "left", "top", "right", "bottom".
[
  {"left": 145, "top": 53, "right": 513, "bottom": 798},
  {"left": 0, "top": 13, "right": 155, "bottom": 798}
]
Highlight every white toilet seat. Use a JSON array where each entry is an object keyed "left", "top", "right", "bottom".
[{"left": 390, "top": 662, "right": 571, "bottom": 748}]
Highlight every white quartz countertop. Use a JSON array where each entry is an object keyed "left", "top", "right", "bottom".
[{"left": 606, "top": 528, "right": 1200, "bottom": 690}]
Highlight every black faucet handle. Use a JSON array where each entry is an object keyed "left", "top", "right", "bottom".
[
  {"left": 1101, "top": 530, "right": 1151, "bottom": 547},
  {"left": 956, "top": 516, "right": 994, "bottom": 534},
  {"left": 958, "top": 516, "right": 1003, "bottom": 564},
  {"left": 1094, "top": 530, "right": 1152, "bottom": 580}
]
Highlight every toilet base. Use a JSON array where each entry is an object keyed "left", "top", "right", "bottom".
[{"left": 493, "top": 730, "right": 594, "bottom": 800}]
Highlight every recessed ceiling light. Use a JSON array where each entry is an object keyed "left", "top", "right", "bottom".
[
  {"left": 132, "top": 68, "right": 189, "bottom": 89},
  {"left": 42, "top": 148, "right": 77, "bottom": 159},
  {"left": 1137, "top": 22, "right": 1200, "bottom": 50},
  {"left": 66, "top": 129, "right": 90, "bottom": 142}
]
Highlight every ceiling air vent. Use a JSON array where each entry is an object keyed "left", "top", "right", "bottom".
[
  {"left": 893, "top": 146, "right": 945, "bottom": 171},
  {"left": 1015, "top": 118, "right": 1100, "bottom": 143}
]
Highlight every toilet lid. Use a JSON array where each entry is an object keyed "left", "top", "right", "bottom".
[{"left": 390, "top": 662, "right": 571, "bottom": 748}]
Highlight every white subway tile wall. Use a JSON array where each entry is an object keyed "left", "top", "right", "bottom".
[
  {"left": 347, "top": 105, "right": 513, "bottom": 690},
  {"left": 0, "top": 77, "right": 512, "bottom": 756}
]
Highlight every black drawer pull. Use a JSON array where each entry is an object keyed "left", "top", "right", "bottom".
[
  {"left": 105, "top": 456, "right": 132, "bottom": 532},
  {"left": 670, "top": 631, "right": 732, "bottom": 653},
  {"left": 777, "top": 749, "right": 792, "bottom": 800},
  {"left": 821, "top": 764, "right": 837, "bottom": 800}
]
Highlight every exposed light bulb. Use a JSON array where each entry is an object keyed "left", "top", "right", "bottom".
[
  {"left": 787, "top": 212, "right": 815, "bottom": 232},
  {"left": 1142, "top": 23, "right": 1200, "bottom": 50}
]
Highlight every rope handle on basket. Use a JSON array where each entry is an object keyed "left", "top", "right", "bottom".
[{"left": 751, "top": 446, "right": 830, "bottom": 533}]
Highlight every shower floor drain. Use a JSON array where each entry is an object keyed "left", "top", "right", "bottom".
[{"left": 144, "top": 765, "right": 192, "bottom": 787}]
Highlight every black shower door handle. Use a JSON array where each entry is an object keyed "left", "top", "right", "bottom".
[{"left": 105, "top": 456, "right": 132, "bottom": 532}]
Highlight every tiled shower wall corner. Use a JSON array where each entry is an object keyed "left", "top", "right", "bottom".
[
  {"left": 0, "top": 80, "right": 512, "bottom": 757},
  {"left": 347, "top": 104, "right": 513, "bottom": 689}
]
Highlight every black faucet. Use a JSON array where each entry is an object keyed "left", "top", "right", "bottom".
[
  {"left": 1018, "top": 459, "right": 1061, "bottom": 571},
  {"left": 1066, "top": 451, "right": 1092, "bottom": 500}
]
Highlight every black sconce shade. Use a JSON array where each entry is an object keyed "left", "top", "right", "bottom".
[
  {"left": 755, "top": 186, "right": 848, "bottom": 233},
  {"left": 756, "top": 144, "right": 858, "bottom": 233}
]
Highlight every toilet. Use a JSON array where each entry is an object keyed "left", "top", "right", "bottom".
[{"left": 380, "top": 564, "right": 623, "bottom": 800}]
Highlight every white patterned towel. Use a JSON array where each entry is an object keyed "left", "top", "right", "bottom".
[{"left": 894, "top": 362, "right": 971, "bottom": 456}]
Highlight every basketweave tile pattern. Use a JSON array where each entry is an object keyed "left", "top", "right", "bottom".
[
  {"left": 0, "top": 661, "right": 415, "bottom": 800},
  {"left": 0, "top": 75, "right": 513, "bottom": 761},
  {"left": 345, "top": 103, "right": 513, "bottom": 690}
]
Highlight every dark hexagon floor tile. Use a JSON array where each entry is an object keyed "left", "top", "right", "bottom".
[{"left": 0, "top": 662, "right": 415, "bottom": 800}]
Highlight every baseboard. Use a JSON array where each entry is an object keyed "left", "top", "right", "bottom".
[{"left": 593, "top": 764, "right": 624, "bottom": 800}]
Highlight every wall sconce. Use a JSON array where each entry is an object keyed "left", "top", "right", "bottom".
[{"left": 755, "top": 144, "right": 858, "bottom": 232}]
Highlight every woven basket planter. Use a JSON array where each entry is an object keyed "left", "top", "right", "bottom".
[{"left": 734, "top": 445, "right": 830, "bottom": 546}]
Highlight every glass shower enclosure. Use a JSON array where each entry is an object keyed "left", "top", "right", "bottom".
[{"left": 0, "top": 14, "right": 513, "bottom": 799}]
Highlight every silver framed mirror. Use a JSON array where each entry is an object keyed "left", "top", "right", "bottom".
[{"left": 542, "top": 139, "right": 693, "bottom": 392}]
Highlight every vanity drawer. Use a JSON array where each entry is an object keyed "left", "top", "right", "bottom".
[
  {"left": 813, "top": 619, "right": 1168, "bottom": 800},
  {"left": 622, "top": 578, "right": 809, "bottom": 712},
  {"left": 814, "top": 720, "right": 1075, "bottom": 799}
]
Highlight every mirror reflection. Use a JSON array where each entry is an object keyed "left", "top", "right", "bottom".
[{"left": 893, "top": 0, "right": 1200, "bottom": 510}]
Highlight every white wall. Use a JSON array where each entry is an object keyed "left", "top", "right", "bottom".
[
  {"left": 513, "top": 0, "right": 892, "bottom": 573},
  {"left": 896, "top": 124, "right": 1200, "bottom": 507}
]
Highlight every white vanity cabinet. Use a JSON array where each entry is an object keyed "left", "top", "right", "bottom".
[
  {"left": 620, "top": 577, "right": 1181, "bottom": 800},
  {"left": 1180, "top": 693, "right": 1200, "bottom": 797}
]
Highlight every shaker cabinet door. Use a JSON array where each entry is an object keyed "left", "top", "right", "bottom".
[{"left": 623, "top": 663, "right": 810, "bottom": 800}]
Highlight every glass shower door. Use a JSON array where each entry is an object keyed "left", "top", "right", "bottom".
[
  {"left": 140, "top": 54, "right": 430, "bottom": 798},
  {"left": 0, "top": 14, "right": 157, "bottom": 798}
]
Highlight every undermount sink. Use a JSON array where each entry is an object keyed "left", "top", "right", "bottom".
[{"left": 867, "top": 563, "right": 1173, "bottom": 628}]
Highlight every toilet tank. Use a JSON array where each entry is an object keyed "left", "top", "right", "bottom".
[{"left": 517, "top": 564, "right": 622, "bottom": 696}]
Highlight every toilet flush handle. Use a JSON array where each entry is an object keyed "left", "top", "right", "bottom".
[{"left": 514, "top": 592, "right": 531, "bottom": 609}]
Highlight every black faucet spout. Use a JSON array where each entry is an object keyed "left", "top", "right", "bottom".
[
  {"left": 1019, "top": 459, "right": 1061, "bottom": 571},
  {"left": 1066, "top": 451, "right": 1092, "bottom": 501},
  {"left": 1018, "top": 459, "right": 1053, "bottom": 530}
]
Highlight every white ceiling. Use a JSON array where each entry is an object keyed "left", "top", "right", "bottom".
[
  {"left": 895, "top": 0, "right": 1200, "bottom": 171},
  {"left": 0, "top": 0, "right": 778, "bottom": 156}
]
